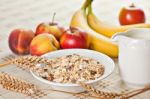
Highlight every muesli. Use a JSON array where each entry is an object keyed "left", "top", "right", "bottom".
[{"left": 38, "top": 54, "right": 104, "bottom": 84}]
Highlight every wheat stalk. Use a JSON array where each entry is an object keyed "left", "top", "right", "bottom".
[
  {"left": 0, "top": 56, "right": 52, "bottom": 77},
  {"left": 122, "top": 84, "right": 150, "bottom": 98},
  {"left": 12, "top": 56, "right": 52, "bottom": 65},
  {"left": 79, "top": 82, "right": 150, "bottom": 99},
  {"left": 0, "top": 72, "right": 38, "bottom": 95},
  {"left": 0, "top": 56, "right": 52, "bottom": 68},
  {"left": 79, "top": 82, "right": 123, "bottom": 99}
]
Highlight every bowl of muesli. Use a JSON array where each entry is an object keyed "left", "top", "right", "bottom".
[{"left": 31, "top": 49, "right": 115, "bottom": 93}]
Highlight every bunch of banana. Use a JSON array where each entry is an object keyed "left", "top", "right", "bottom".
[{"left": 70, "top": 0, "right": 150, "bottom": 57}]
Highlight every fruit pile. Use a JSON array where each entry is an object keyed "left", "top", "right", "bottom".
[
  {"left": 9, "top": 21, "right": 89, "bottom": 56},
  {"left": 8, "top": 0, "right": 150, "bottom": 57}
]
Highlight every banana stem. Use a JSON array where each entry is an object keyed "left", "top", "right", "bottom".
[
  {"left": 88, "top": 2, "right": 92, "bottom": 14},
  {"left": 81, "top": 0, "right": 93, "bottom": 10}
]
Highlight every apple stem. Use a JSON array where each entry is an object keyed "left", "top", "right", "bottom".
[
  {"left": 70, "top": 27, "right": 78, "bottom": 34},
  {"left": 52, "top": 12, "right": 56, "bottom": 25},
  {"left": 70, "top": 27, "right": 74, "bottom": 33},
  {"left": 130, "top": 3, "right": 135, "bottom": 8}
]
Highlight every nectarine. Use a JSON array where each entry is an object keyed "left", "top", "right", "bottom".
[
  {"left": 8, "top": 29, "right": 34, "bottom": 55},
  {"left": 30, "top": 33, "right": 60, "bottom": 56}
]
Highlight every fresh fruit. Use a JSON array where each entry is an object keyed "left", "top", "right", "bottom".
[
  {"left": 60, "top": 27, "right": 89, "bottom": 49},
  {"left": 35, "top": 14, "right": 65, "bottom": 40},
  {"left": 119, "top": 3, "right": 145, "bottom": 25},
  {"left": 87, "top": 2, "right": 150, "bottom": 38},
  {"left": 30, "top": 33, "right": 60, "bottom": 56},
  {"left": 8, "top": 29, "right": 34, "bottom": 55},
  {"left": 35, "top": 22, "right": 65, "bottom": 40},
  {"left": 70, "top": 0, "right": 118, "bottom": 57}
]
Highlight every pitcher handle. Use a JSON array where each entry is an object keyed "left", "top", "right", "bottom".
[{"left": 111, "top": 32, "right": 125, "bottom": 42}]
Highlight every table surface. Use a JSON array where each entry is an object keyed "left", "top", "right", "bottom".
[{"left": 0, "top": 0, "right": 150, "bottom": 99}]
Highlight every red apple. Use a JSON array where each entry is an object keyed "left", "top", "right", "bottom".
[
  {"left": 8, "top": 29, "right": 35, "bottom": 55},
  {"left": 35, "top": 22, "right": 65, "bottom": 40},
  {"left": 60, "top": 27, "right": 89, "bottom": 49},
  {"left": 119, "top": 3, "right": 145, "bottom": 25}
]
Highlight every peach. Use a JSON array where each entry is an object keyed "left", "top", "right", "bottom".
[
  {"left": 8, "top": 29, "right": 34, "bottom": 55},
  {"left": 35, "top": 22, "right": 65, "bottom": 40},
  {"left": 30, "top": 33, "right": 60, "bottom": 56}
]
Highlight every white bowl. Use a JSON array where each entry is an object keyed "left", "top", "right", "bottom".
[{"left": 30, "top": 49, "right": 115, "bottom": 93}]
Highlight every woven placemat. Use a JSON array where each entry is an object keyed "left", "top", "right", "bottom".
[{"left": 0, "top": 54, "right": 149, "bottom": 99}]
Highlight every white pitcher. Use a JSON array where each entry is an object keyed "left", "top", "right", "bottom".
[{"left": 112, "top": 28, "right": 150, "bottom": 86}]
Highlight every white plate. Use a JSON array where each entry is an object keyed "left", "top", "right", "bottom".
[{"left": 31, "top": 49, "right": 115, "bottom": 93}]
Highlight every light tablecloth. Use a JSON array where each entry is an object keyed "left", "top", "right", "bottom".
[{"left": 0, "top": 0, "right": 150, "bottom": 98}]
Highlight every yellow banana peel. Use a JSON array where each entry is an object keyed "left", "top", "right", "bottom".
[{"left": 70, "top": 8, "right": 118, "bottom": 57}]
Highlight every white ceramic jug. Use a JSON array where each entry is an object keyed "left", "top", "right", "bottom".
[{"left": 112, "top": 28, "right": 150, "bottom": 86}]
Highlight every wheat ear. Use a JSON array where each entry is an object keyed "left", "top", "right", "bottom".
[
  {"left": 0, "top": 72, "right": 38, "bottom": 95},
  {"left": 79, "top": 82, "right": 123, "bottom": 99},
  {"left": 0, "top": 56, "right": 52, "bottom": 68},
  {"left": 12, "top": 56, "right": 52, "bottom": 65},
  {"left": 79, "top": 82, "right": 150, "bottom": 99}
]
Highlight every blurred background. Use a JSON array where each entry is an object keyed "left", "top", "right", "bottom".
[{"left": 0, "top": 0, "right": 150, "bottom": 39}]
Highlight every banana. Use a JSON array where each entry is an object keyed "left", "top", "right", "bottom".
[
  {"left": 87, "top": 4, "right": 150, "bottom": 38},
  {"left": 70, "top": 1, "right": 118, "bottom": 57}
]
